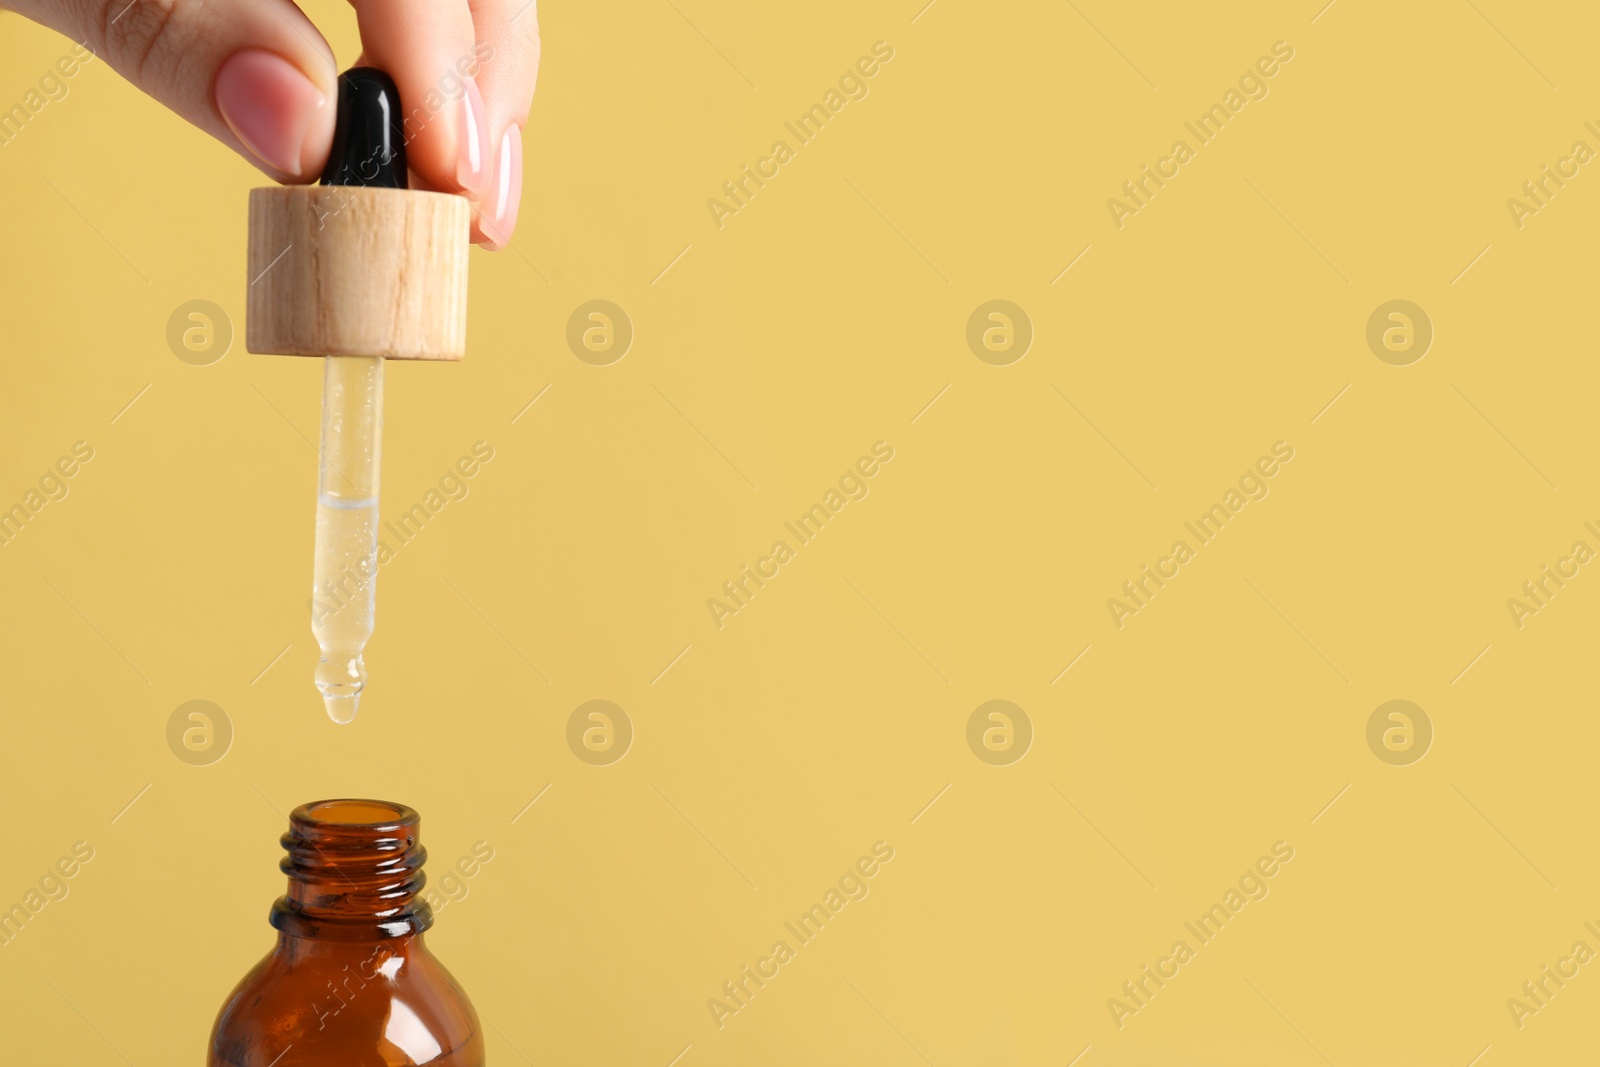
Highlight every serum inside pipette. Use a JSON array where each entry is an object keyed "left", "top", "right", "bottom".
[{"left": 311, "top": 355, "right": 383, "bottom": 723}]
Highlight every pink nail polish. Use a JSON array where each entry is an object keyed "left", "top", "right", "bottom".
[
  {"left": 456, "top": 79, "right": 490, "bottom": 196},
  {"left": 480, "top": 124, "right": 523, "bottom": 250},
  {"left": 215, "top": 50, "right": 326, "bottom": 177}
]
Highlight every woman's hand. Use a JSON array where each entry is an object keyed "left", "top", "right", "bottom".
[{"left": 3, "top": 0, "right": 538, "bottom": 249}]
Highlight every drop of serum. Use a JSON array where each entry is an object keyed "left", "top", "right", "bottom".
[{"left": 316, "top": 652, "right": 366, "bottom": 725}]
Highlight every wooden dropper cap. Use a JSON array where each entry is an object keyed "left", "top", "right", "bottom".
[{"left": 246, "top": 68, "right": 469, "bottom": 361}]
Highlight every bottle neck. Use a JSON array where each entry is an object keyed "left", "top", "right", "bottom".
[{"left": 270, "top": 799, "right": 434, "bottom": 941}]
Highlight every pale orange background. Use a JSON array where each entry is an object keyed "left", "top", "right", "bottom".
[{"left": 1, "top": 1, "right": 1598, "bottom": 1064}]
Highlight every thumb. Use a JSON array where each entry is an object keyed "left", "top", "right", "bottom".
[{"left": 8, "top": 0, "right": 339, "bottom": 180}]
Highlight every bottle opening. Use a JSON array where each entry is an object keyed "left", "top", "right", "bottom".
[{"left": 300, "top": 799, "right": 412, "bottom": 827}]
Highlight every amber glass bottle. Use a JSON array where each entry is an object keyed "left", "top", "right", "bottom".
[{"left": 208, "top": 799, "right": 485, "bottom": 1066}]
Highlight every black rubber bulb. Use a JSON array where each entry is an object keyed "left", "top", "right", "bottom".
[{"left": 320, "top": 67, "right": 407, "bottom": 189}]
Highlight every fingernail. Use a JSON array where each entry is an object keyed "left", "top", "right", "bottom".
[
  {"left": 479, "top": 124, "right": 523, "bottom": 250},
  {"left": 456, "top": 79, "right": 490, "bottom": 196},
  {"left": 215, "top": 50, "right": 326, "bottom": 177}
]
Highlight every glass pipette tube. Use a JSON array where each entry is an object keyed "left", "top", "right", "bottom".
[{"left": 312, "top": 355, "right": 383, "bottom": 723}]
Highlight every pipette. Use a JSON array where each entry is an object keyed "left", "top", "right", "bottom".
[
  {"left": 311, "top": 353, "right": 383, "bottom": 722},
  {"left": 245, "top": 67, "right": 472, "bottom": 723}
]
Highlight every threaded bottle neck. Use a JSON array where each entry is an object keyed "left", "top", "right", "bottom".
[{"left": 270, "top": 799, "right": 433, "bottom": 940}]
